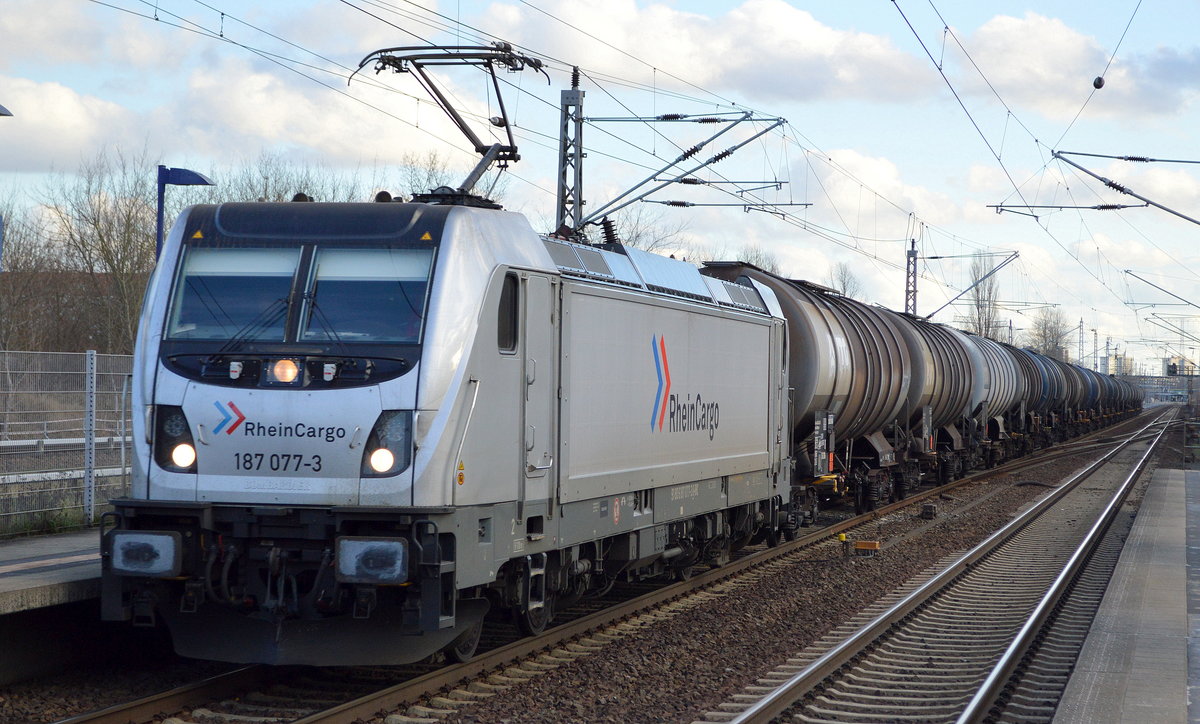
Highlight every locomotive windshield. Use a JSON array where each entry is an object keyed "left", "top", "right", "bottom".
[
  {"left": 167, "top": 247, "right": 299, "bottom": 341},
  {"left": 165, "top": 243, "right": 434, "bottom": 345},
  {"left": 301, "top": 248, "right": 432, "bottom": 343}
]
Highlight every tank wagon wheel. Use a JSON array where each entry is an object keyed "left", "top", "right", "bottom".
[
  {"left": 854, "top": 484, "right": 875, "bottom": 514},
  {"left": 444, "top": 619, "right": 484, "bottom": 663},
  {"left": 797, "top": 488, "right": 820, "bottom": 528},
  {"left": 515, "top": 596, "right": 555, "bottom": 636}
]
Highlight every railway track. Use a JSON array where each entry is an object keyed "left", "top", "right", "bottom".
[
  {"left": 54, "top": 412, "right": 1160, "bottom": 724},
  {"left": 694, "top": 409, "right": 1172, "bottom": 724}
]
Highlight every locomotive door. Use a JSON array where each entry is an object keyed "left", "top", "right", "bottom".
[{"left": 521, "top": 273, "right": 558, "bottom": 517}]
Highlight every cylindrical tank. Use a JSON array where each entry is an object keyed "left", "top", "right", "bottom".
[
  {"left": 1074, "top": 365, "right": 1101, "bottom": 410},
  {"left": 1005, "top": 345, "right": 1047, "bottom": 414},
  {"left": 963, "top": 333, "right": 1025, "bottom": 419},
  {"left": 1035, "top": 351, "right": 1068, "bottom": 410},
  {"left": 1053, "top": 358, "right": 1086, "bottom": 412},
  {"left": 1094, "top": 371, "right": 1115, "bottom": 409},
  {"left": 894, "top": 315, "right": 976, "bottom": 430},
  {"left": 819, "top": 293, "right": 912, "bottom": 439},
  {"left": 703, "top": 264, "right": 911, "bottom": 444}
]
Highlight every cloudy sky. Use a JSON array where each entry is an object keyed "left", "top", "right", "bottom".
[{"left": 3, "top": 0, "right": 1199, "bottom": 372}]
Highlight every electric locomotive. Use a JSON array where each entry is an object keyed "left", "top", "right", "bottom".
[{"left": 100, "top": 197, "right": 791, "bottom": 665}]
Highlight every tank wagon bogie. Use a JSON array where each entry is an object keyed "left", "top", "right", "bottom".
[{"left": 100, "top": 198, "right": 1143, "bottom": 667}]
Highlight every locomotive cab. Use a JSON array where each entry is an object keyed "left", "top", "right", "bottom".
[{"left": 104, "top": 201, "right": 507, "bottom": 664}]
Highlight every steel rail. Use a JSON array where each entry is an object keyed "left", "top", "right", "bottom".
[
  {"left": 957, "top": 409, "right": 1175, "bottom": 722},
  {"left": 724, "top": 408, "right": 1171, "bottom": 724},
  {"left": 56, "top": 666, "right": 270, "bottom": 724}
]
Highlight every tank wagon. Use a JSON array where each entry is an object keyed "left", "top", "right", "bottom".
[
  {"left": 100, "top": 199, "right": 1142, "bottom": 667},
  {"left": 703, "top": 263, "right": 1142, "bottom": 515}
]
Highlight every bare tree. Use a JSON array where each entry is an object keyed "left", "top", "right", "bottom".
[
  {"left": 1022, "top": 306, "right": 1072, "bottom": 360},
  {"left": 737, "top": 244, "right": 781, "bottom": 274},
  {"left": 394, "top": 150, "right": 509, "bottom": 201},
  {"left": 39, "top": 148, "right": 159, "bottom": 353},
  {"left": 606, "top": 204, "right": 689, "bottom": 253},
  {"left": 0, "top": 201, "right": 62, "bottom": 350},
  {"left": 202, "top": 151, "right": 378, "bottom": 204},
  {"left": 825, "top": 261, "right": 863, "bottom": 298},
  {"left": 966, "top": 254, "right": 1000, "bottom": 338}
]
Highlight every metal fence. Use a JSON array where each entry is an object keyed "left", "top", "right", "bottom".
[{"left": 0, "top": 350, "right": 133, "bottom": 537}]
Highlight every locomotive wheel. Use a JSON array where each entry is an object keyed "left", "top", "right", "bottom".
[
  {"left": 444, "top": 619, "right": 483, "bottom": 663},
  {"left": 515, "top": 596, "right": 554, "bottom": 636},
  {"left": 765, "top": 523, "right": 780, "bottom": 547}
]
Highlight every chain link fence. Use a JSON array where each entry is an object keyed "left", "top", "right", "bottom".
[{"left": 0, "top": 350, "right": 133, "bottom": 537}]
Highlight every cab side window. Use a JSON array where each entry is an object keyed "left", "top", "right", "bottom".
[{"left": 498, "top": 273, "right": 518, "bottom": 353}]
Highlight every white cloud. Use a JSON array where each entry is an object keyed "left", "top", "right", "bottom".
[
  {"left": 479, "top": 0, "right": 934, "bottom": 104},
  {"left": 960, "top": 12, "right": 1200, "bottom": 121},
  {"left": 808, "top": 149, "right": 961, "bottom": 230},
  {"left": 0, "top": 0, "right": 103, "bottom": 69},
  {"left": 967, "top": 164, "right": 1009, "bottom": 195},
  {"left": 0, "top": 75, "right": 139, "bottom": 171},
  {"left": 168, "top": 56, "right": 488, "bottom": 167}
]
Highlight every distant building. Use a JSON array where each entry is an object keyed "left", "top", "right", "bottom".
[
  {"left": 1099, "top": 353, "right": 1135, "bottom": 376},
  {"left": 1162, "top": 356, "right": 1197, "bottom": 377}
]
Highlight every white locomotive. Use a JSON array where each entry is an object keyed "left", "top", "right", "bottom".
[{"left": 101, "top": 198, "right": 791, "bottom": 664}]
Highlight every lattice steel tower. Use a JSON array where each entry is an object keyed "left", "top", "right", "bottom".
[
  {"left": 555, "top": 67, "right": 585, "bottom": 235},
  {"left": 904, "top": 239, "right": 918, "bottom": 315}
]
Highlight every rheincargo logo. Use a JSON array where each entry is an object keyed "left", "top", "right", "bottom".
[
  {"left": 651, "top": 335, "right": 672, "bottom": 430},
  {"left": 213, "top": 400, "right": 246, "bottom": 434},
  {"left": 213, "top": 400, "right": 347, "bottom": 442},
  {"left": 650, "top": 335, "right": 720, "bottom": 440}
]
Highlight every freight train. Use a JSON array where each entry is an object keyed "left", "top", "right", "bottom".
[{"left": 100, "top": 195, "right": 1142, "bottom": 666}]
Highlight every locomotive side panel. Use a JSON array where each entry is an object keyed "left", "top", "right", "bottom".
[{"left": 558, "top": 283, "right": 775, "bottom": 504}]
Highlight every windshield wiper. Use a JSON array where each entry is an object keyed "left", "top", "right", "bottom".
[
  {"left": 301, "top": 291, "right": 352, "bottom": 358},
  {"left": 212, "top": 298, "right": 290, "bottom": 357}
]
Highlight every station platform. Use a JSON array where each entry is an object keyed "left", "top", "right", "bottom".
[
  {"left": 0, "top": 529, "right": 109, "bottom": 684},
  {"left": 0, "top": 528, "right": 99, "bottom": 615},
  {"left": 1054, "top": 467, "right": 1196, "bottom": 723}
]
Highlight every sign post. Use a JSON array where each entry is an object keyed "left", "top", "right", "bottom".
[{"left": 156, "top": 165, "right": 215, "bottom": 258}]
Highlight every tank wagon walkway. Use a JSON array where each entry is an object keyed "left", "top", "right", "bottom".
[{"left": 0, "top": 472, "right": 1197, "bottom": 721}]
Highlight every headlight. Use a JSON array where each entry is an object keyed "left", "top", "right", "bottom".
[
  {"left": 171, "top": 443, "right": 197, "bottom": 468},
  {"left": 335, "top": 537, "right": 408, "bottom": 584},
  {"left": 268, "top": 358, "right": 300, "bottom": 384},
  {"left": 368, "top": 448, "right": 395, "bottom": 473},
  {"left": 154, "top": 406, "right": 197, "bottom": 473},
  {"left": 108, "top": 531, "right": 182, "bottom": 577},
  {"left": 360, "top": 411, "right": 412, "bottom": 477}
]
